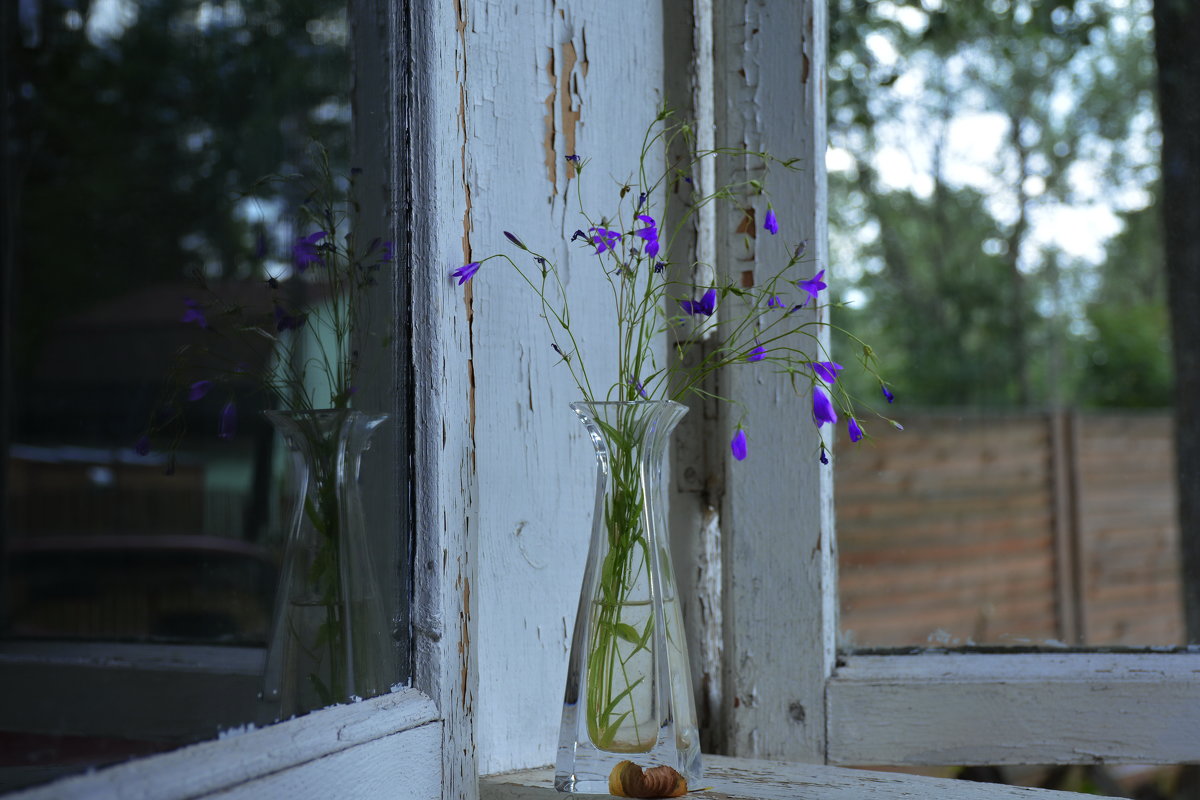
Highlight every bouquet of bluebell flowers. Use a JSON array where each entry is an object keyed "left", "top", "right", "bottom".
[
  {"left": 453, "top": 108, "right": 896, "bottom": 462},
  {"left": 455, "top": 107, "right": 897, "bottom": 791}
]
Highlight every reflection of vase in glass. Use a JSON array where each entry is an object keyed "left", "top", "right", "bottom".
[
  {"left": 556, "top": 401, "right": 701, "bottom": 793},
  {"left": 261, "top": 409, "right": 396, "bottom": 719}
]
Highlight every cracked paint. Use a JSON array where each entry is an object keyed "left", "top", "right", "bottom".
[
  {"left": 544, "top": 47, "right": 557, "bottom": 188},
  {"left": 561, "top": 39, "right": 580, "bottom": 177},
  {"left": 543, "top": 26, "right": 584, "bottom": 194}
]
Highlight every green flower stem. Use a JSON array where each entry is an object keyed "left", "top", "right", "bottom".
[
  {"left": 585, "top": 414, "right": 656, "bottom": 751},
  {"left": 301, "top": 424, "right": 346, "bottom": 706}
]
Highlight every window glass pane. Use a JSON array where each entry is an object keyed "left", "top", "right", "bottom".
[
  {"left": 2, "top": 0, "right": 357, "bottom": 789},
  {"left": 828, "top": 0, "right": 1182, "bottom": 649}
]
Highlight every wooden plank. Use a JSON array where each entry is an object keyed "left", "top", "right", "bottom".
[
  {"left": 481, "top": 755, "right": 1119, "bottom": 799},
  {"left": 827, "top": 653, "right": 1200, "bottom": 766},
  {"left": 841, "top": 533, "right": 1054, "bottom": 568},
  {"left": 842, "top": 576, "right": 1056, "bottom": 614}
]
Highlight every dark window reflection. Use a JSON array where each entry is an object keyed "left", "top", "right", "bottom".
[{"left": 2, "top": 0, "right": 348, "bottom": 789}]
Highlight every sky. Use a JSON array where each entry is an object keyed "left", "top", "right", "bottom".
[{"left": 827, "top": 0, "right": 1158, "bottom": 295}]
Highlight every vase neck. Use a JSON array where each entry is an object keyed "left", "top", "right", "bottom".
[
  {"left": 265, "top": 409, "right": 387, "bottom": 463},
  {"left": 570, "top": 401, "right": 687, "bottom": 461}
]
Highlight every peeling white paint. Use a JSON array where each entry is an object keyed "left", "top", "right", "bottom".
[{"left": 462, "top": 1, "right": 666, "bottom": 776}]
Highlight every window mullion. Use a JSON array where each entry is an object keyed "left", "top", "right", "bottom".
[{"left": 712, "top": 0, "right": 834, "bottom": 765}]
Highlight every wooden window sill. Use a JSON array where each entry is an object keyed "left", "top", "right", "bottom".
[{"left": 482, "top": 755, "right": 1118, "bottom": 799}]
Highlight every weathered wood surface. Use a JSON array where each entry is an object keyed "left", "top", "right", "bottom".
[
  {"left": 835, "top": 412, "right": 1184, "bottom": 649},
  {"left": 482, "top": 755, "right": 1119, "bottom": 799},
  {"left": 714, "top": 0, "right": 834, "bottom": 764},
  {"left": 1074, "top": 415, "right": 1184, "bottom": 645},
  {"left": 445, "top": 0, "right": 668, "bottom": 780},
  {"left": 9, "top": 689, "right": 441, "bottom": 800},
  {"left": 827, "top": 652, "right": 1200, "bottom": 766}
]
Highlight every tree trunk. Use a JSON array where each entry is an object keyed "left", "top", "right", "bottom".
[{"left": 1155, "top": 0, "right": 1200, "bottom": 643}]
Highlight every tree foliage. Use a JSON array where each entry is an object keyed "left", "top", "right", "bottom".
[
  {"left": 9, "top": 0, "right": 349, "bottom": 379},
  {"left": 828, "top": 0, "right": 1165, "bottom": 410}
]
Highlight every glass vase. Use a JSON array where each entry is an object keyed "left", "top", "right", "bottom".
[
  {"left": 556, "top": 400, "right": 701, "bottom": 793},
  {"left": 261, "top": 409, "right": 396, "bottom": 718}
]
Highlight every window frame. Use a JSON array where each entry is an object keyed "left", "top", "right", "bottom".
[
  {"left": 13, "top": 1, "right": 1200, "bottom": 798},
  {"left": 709, "top": 0, "right": 1200, "bottom": 768},
  {"left": 2, "top": 1, "right": 467, "bottom": 797}
]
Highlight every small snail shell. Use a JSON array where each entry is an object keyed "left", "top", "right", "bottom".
[{"left": 607, "top": 760, "right": 688, "bottom": 798}]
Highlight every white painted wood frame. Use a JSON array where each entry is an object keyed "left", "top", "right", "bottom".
[
  {"left": 12, "top": 0, "right": 1200, "bottom": 798},
  {"left": 711, "top": 0, "right": 836, "bottom": 764},
  {"left": 708, "top": 0, "right": 1200, "bottom": 772}
]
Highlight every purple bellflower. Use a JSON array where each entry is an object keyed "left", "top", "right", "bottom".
[
  {"left": 565, "top": 154, "right": 581, "bottom": 163},
  {"left": 293, "top": 231, "right": 327, "bottom": 272},
  {"left": 181, "top": 298, "right": 207, "bottom": 329},
  {"left": 218, "top": 401, "right": 237, "bottom": 440},
  {"left": 274, "top": 305, "right": 306, "bottom": 332},
  {"left": 812, "top": 386, "right": 837, "bottom": 428},
  {"left": 882, "top": 384, "right": 896, "bottom": 404},
  {"left": 767, "top": 295, "right": 785, "bottom": 310},
  {"left": 590, "top": 227, "right": 621, "bottom": 255},
  {"left": 452, "top": 262, "right": 481, "bottom": 285},
  {"left": 731, "top": 428, "right": 748, "bottom": 461},
  {"left": 848, "top": 417, "right": 865, "bottom": 443},
  {"left": 811, "top": 361, "right": 844, "bottom": 385},
  {"left": 820, "top": 447, "right": 829, "bottom": 465},
  {"left": 746, "top": 342, "right": 767, "bottom": 362},
  {"left": 629, "top": 378, "right": 649, "bottom": 399},
  {"left": 680, "top": 288, "right": 718, "bottom": 317},
  {"left": 764, "top": 208, "right": 779, "bottom": 235},
  {"left": 796, "top": 269, "right": 827, "bottom": 306},
  {"left": 504, "top": 231, "right": 525, "bottom": 248},
  {"left": 187, "top": 380, "right": 213, "bottom": 402},
  {"left": 380, "top": 240, "right": 395, "bottom": 262},
  {"left": 635, "top": 215, "right": 660, "bottom": 259}
]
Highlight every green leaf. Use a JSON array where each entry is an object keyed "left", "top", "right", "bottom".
[
  {"left": 614, "top": 623, "right": 641, "bottom": 645},
  {"left": 596, "top": 710, "right": 632, "bottom": 749}
]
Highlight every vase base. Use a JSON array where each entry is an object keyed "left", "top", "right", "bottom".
[{"left": 554, "top": 739, "right": 701, "bottom": 794}]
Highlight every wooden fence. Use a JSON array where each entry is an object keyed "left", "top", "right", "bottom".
[{"left": 834, "top": 411, "right": 1185, "bottom": 648}]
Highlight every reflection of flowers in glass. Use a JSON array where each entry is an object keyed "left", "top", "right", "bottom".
[
  {"left": 293, "top": 230, "right": 327, "bottom": 271},
  {"left": 218, "top": 401, "right": 237, "bottom": 440},
  {"left": 180, "top": 298, "right": 207, "bottom": 328},
  {"left": 138, "top": 151, "right": 392, "bottom": 458},
  {"left": 187, "top": 380, "right": 213, "bottom": 401},
  {"left": 274, "top": 305, "right": 306, "bottom": 332}
]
